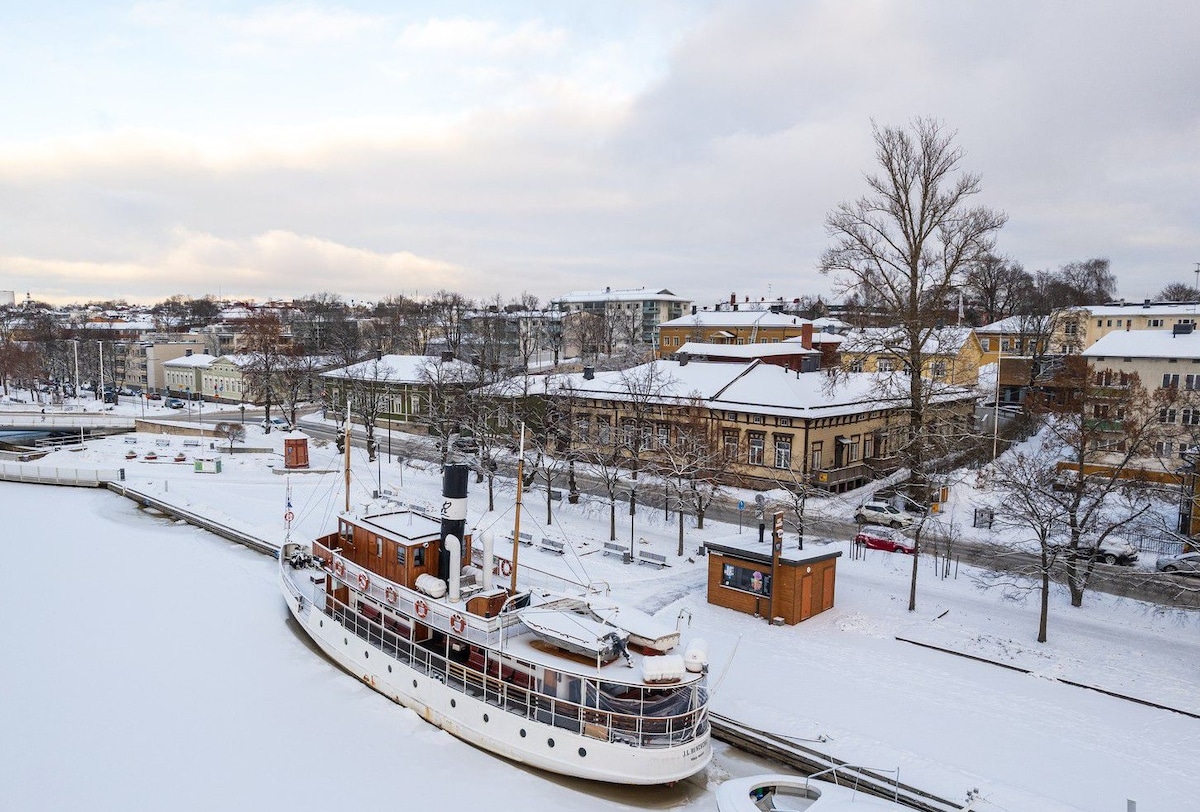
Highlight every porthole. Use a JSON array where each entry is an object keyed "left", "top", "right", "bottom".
[
  {"left": 343, "top": 638, "right": 348, "bottom": 645},
  {"left": 519, "top": 729, "right": 526, "bottom": 738},
  {"left": 413, "top": 680, "right": 419, "bottom": 688},
  {"left": 547, "top": 738, "right": 555, "bottom": 748},
  {"left": 364, "top": 651, "right": 369, "bottom": 659},
  {"left": 578, "top": 747, "right": 587, "bottom": 758},
  {"left": 450, "top": 699, "right": 457, "bottom": 708},
  {"left": 388, "top": 665, "right": 392, "bottom": 673},
  {"left": 483, "top": 713, "right": 489, "bottom": 723},
  {"left": 319, "top": 620, "right": 324, "bottom": 627}
]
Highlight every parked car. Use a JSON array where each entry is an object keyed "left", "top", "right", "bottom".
[
  {"left": 1156, "top": 551, "right": 1200, "bottom": 574},
  {"left": 262, "top": 417, "right": 293, "bottom": 431},
  {"left": 1085, "top": 540, "right": 1139, "bottom": 566},
  {"left": 854, "top": 500, "right": 914, "bottom": 528},
  {"left": 435, "top": 436, "right": 479, "bottom": 454},
  {"left": 146, "top": 392, "right": 162, "bottom": 400},
  {"left": 854, "top": 525, "right": 916, "bottom": 554},
  {"left": 164, "top": 398, "right": 185, "bottom": 409}
]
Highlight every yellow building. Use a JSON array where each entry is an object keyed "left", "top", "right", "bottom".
[
  {"left": 839, "top": 327, "right": 983, "bottom": 387},
  {"left": 657, "top": 311, "right": 815, "bottom": 356}
]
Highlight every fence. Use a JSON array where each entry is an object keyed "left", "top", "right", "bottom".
[{"left": 0, "top": 461, "right": 123, "bottom": 487}]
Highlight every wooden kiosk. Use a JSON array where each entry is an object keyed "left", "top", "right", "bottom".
[{"left": 705, "top": 534, "right": 841, "bottom": 625}]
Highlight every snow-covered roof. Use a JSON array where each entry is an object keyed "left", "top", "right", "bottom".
[
  {"left": 659, "top": 311, "right": 812, "bottom": 329},
  {"left": 1082, "top": 328, "right": 1200, "bottom": 361},
  {"left": 840, "top": 326, "right": 975, "bottom": 356},
  {"left": 517, "top": 359, "right": 973, "bottom": 420},
  {"left": 321, "top": 354, "right": 478, "bottom": 383},
  {"left": 975, "top": 315, "right": 1052, "bottom": 334},
  {"left": 677, "top": 341, "right": 818, "bottom": 359},
  {"left": 785, "top": 332, "right": 843, "bottom": 345},
  {"left": 1070, "top": 302, "right": 1200, "bottom": 318},
  {"left": 162, "top": 353, "right": 218, "bottom": 368},
  {"left": 556, "top": 287, "right": 688, "bottom": 304}
]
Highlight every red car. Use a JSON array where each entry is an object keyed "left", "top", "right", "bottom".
[{"left": 854, "top": 525, "right": 916, "bottom": 554}]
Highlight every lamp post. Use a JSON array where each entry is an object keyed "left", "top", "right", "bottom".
[
  {"left": 240, "top": 403, "right": 245, "bottom": 424},
  {"left": 72, "top": 340, "right": 80, "bottom": 406}
]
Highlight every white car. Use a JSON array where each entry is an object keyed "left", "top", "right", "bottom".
[{"left": 854, "top": 500, "right": 914, "bottom": 528}]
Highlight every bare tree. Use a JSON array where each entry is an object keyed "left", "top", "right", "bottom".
[
  {"left": 213, "top": 421, "right": 246, "bottom": 452},
  {"left": 964, "top": 253, "right": 1033, "bottom": 323},
  {"left": 655, "top": 397, "right": 727, "bottom": 556},
  {"left": 820, "top": 116, "right": 1006, "bottom": 611},
  {"left": 1157, "top": 281, "right": 1200, "bottom": 302},
  {"left": 242, "top": 312, "right": 288, "bottom": 431}
]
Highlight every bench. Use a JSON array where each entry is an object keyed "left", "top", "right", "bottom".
[
  {"left": 538, "top": 538, "right": 566, "bottom": 555},
  {"left": 602, "top": 541, "right": 626, "bottom": 558},
  {"left": 182, "top": 439, "right": 201, "bottom": 448},
  {"left": 123, "top": 436, "right": 138, "bottom": 445},
  {"left": 155, "top": 438, "right": 171, "bottom": 447},
  {"left": 516, "top": 532, "right": 533, "bottom": 547},
  {"left": 637, "top": 550, "right": 668, "bottom": 568}
]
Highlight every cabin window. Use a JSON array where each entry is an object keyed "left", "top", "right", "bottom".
[
  {"left": 376, "top": 537, "right": 384, "bottom": 557},
  {"left": 720, "top": 562, "right": 772, "bottom": 597},
  {"left": 396, "top": 546, "right": 407, "bottom": 566},
  {"left": 413, "top": 546, "right": 425, "bottom": 567}
]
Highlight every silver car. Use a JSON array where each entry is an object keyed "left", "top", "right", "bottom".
[
  {"left": 854, "top": 500, "right": 914, "bottom": 528},
  {"left": 1156, "top": 551, "right": 1200, "bottom": 574}
]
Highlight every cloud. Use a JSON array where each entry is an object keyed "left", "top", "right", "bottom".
[
  {"left": 396, "top": 18, "right": 566, "bottom": 56},
  {"left": 1, "top": 229, "right": 468, "bottom": 304}
]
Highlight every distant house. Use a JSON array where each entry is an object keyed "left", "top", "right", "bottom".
[
  {"left": 839, "top": 326, "right": 983, "bottom": 387},
  {"left": 657, "top": 311, "right": 813, "bottom": 356},
  {"left": 320, "top": 354, "right": 478, "bottom": 429},
  {"left": 1050, "top": 301, "right": 1200, "bottom": 355},
  {"left": 162, "top": 351, "right": 217, "bottom": 398},
  {"left": 551, "top": 287, "right": 690, "bottom": 351}
]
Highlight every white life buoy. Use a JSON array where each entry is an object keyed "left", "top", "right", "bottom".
[
  {"left": 332, "top": 559, "right": 345, "bottom": 578},
  {"left": 357, "top": 572, "right": 370, "bottom": 591},
  {"left": 500, "top": 559, "right": 512, "bottom": 577},
  {"left": 415, "top": 599, "right": 429, "bottom": 619},
  {"left": 450, "top": 614, "right": 467, "bottom": 635},
  {"left": 385, "top": 586, "right": 398, "bottom": 604}
]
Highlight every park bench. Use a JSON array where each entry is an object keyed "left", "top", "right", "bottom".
[
  {"left": 602, "top": 541, "right": 625, "bottom": 558},
  {"left": 538, "top": 538, "right": 565, "bottom": 555},
  {"left": 637, "top": 550, "right": 668, "bottom": 568}
]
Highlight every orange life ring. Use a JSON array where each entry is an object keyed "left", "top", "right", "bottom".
[
  {"left": 333, "top": 559, "right": 345, "bottom": 577},
  {"left": 357, "top": 572, "right": 370, "bottom": 591},
  {"left": 500, "top": 559, "right": 512, "bottom": 577},
  {"left": 450, "top": 614, "right": 467, "bottom": 635},
  {"left": 415, "top": 599, "right": 429, "bottom": 619},
  {"left": 385, "top": 586, "right": 398, "bottom": 604}
]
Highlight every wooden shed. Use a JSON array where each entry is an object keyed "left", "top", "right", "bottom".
[{"left": 705, "top": 536, "right": 841, "bottom": 625}]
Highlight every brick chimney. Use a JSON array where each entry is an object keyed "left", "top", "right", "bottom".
[{"left": 801, "top": 322, "right": 813, "bottom": 349}]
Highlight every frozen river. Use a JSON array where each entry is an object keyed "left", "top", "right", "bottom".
[{"left": 0, "top": 483, "right": 755, "bottom": 812}]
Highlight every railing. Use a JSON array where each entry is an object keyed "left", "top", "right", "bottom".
[{"left": 313, "top": 584, "right": 709, "bottom": 750}]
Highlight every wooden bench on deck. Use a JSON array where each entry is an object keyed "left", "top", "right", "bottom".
[{"left": 538, "top": 537, "right": 565, "bottom": 555}]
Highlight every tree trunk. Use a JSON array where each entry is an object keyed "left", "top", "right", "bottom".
[
  {"left": 907, "top": 536, "right": 919, "bottom": 612},
  {"left": 487, "top": 476, "right": 495, "bottom": 512},
  {"left": 697, "top": 506, "right": 705, "bottom": 529},
  {"left": 609, "top": 500, "right": 616, "bottom": 541},
  {"left": 1038, "top": 564, "right": 1050, "bottom": 643}
]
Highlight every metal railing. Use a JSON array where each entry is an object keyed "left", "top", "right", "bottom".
[{"left": 315, "top": 587, "right": 709, "bottom": 749}]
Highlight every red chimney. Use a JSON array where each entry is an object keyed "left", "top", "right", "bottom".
[{"left": 801, "top": 322, "right": 813, "bottom": 349}]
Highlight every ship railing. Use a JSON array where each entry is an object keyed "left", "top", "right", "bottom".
[
  {"left": 323, "top": 592, "right": 709, "bottom": 750},
  {"left": 315, "top": 541, "right": 506, "bottom": 647}
]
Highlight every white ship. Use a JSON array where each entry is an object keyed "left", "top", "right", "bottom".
[{"left": 278, "top": 434, "right": 711, "bottom": 785}]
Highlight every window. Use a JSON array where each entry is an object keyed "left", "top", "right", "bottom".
[
  {"left": 1149, "top": 319, "right": 1164, "bottom": 327},
  {"left": 863, "top": 433, "right": 875, "bottom": 459},
  {"left": 810, "top": 442, "right": 823, "bottom": 471},
  {"left": 1001, "top": 339, "right": 1011, "bottom": 351},
  {"left": 574, "top": 415, "right": 590, "bottom": 442},
  {"left": 748, "top": 432, "right": 765, "bottom": 466},
  {"left": 877, "top": 358, "right": 894, "bottom": 372},
  {"left": 847, "top": 359, "right": 864, "bottom": 373},
  {"left": 621, "top": 420, "right": 636, "bottom": 446},
  {"left": 1065, "top": 321, "right": 1078, "bottom": 336},
  {"left": 656, "top": 423, "right": 670, "bottom": 448},
  {"left": 396, "top": 546, "right": 406, "bottom": 566},
  {"left": 931, "top": 361, "right": 947, "bottom": 379},
  {"left": 1187, "top": 375, "right": 1200, "bottom": 391},
  {"left": 722, "top": 429, "right": 739, "bottom": 459},
  {"left": 1156, "top": 441, "right": 1175, "bottom": 457},
  {"left": 413, "top": 546, "right": 425, "bottom": 567},
  {"left": 1116, "top": 320, "right": 1123, "bottom": 327},
  {"left": 720, "top": 562, "right": 771, "bottom": 597},
  {"left": 751, "top": 414, "right": 764, "bottom": 424},
  {"left": 847, "top": 435, "right": 861, "bottom": 462},
  {"left": 597, "top": 415, "right": 612, "bottom": 444},
  {"left": 1164, "top": 374, "right": 1181, "bottom": 389},
  {"left": 1184, "top": 409, "right": 1200, "bottom": 426},
  {"left": 778, "top": 417, "right": 792, "bottom": 427},
  {"left": 774, "top": 435, "right": 792, "bottom": 469},
  {"left": 376, "top": 537, "right": 383, "bottom": 558},
  {"left": 1160, "top": 408, "right": 1177, "bottom": 424},
  {"left": 980, "top": 338, "right": 990, "bottom": 352}
]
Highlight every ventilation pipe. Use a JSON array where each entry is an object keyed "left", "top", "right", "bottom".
[
  {"left": 583, "top": 365, "right": 595, "bottom": 380},
  {"left": 446, "top": 534, "right": 462, "bottom": 603}
]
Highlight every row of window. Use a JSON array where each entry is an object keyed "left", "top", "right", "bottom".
[{"left": 1158, "top": 408, "right": 1200, "bottom": 426}]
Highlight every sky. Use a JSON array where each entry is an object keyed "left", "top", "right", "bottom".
[{"left": 1, "top": 1, "right": 1198, "bottom": 308}]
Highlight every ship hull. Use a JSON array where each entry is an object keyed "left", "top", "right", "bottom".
[{"left": 280, "top": 567, "right": 711, "bottom": 785}]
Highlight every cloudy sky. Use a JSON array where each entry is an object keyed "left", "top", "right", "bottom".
[{"left": 2, "top": 1, "right": 1198, "bottom": 308}]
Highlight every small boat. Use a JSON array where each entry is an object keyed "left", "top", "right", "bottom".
[
  {"left": 518, "top": 601, "right": 630, "bottom": 663},
  {"left": 716, "top": 773, "right": 919, "bottom": 811},
  {"left": 125, "top": 451, "right": 137, "bottom": 460},
  {"left": 173, "top": 452, "right": 187, "bottom": 462},
  {"left": 143, "top": 451, "right": 158, "bottom": 460}
]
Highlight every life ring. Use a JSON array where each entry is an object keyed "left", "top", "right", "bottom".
[
  {"left": 385, "top": 586, "right": 397, "bottom": 604},
  {"left": 499, "top": 559, "right": 512, "bottom": 577},
  {"left": 450, "top": 614, "right": 467, "bottom": 635},
  {"left": 357, "top": 572, "right": 370, "bottom": 591},
  {"left": 333, "top": 559, "right": 345, "bottom": 577},
  {"left": 415, "top": 599, "right": 429, "bottom": 619}
]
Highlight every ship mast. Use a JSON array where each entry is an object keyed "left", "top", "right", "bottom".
[
  {"left": 509, "top": 423, "right": 525, "bottom": 594},
  {"left": 343, "top": 397, "right": 351, "bottom": 514}
]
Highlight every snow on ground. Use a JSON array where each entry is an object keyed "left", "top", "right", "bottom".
[{"left": 2, "top": 417, "right": 1198, "bottom": 811}]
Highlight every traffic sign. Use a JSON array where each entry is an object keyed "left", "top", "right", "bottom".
[{"left": 737, "top": 500, "right": 746, "bottom": 511}]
